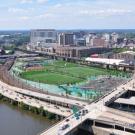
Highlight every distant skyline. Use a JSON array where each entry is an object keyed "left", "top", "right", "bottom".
[{"left": 0, "top": 0, "right": 135, "bottom": 30}]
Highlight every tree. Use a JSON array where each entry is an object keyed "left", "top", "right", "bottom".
[
  {"left": 38, "top": 106, "right": 44, "bottom": 116},
  {"left": 77, "top": 92, "right": 82, "bottom": 97}
]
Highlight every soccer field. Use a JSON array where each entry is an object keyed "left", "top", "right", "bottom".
[
  {"left": 20, "top": 60, "right": 129, "bottom": 85},
  {"left": 20, "top": 71, "right": 83, "bottom": 85}
]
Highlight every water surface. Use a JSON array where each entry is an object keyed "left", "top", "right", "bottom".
[{"left": 0, "top": 102, "right": 54, "bottom": 135}]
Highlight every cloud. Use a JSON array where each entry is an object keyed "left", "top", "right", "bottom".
[
  {"left": 19, "top": 0, "right": 48, "bottom": 4},
  {"left": 37, "top": 0, "right": 48, "bottom": 4},
  {"left": 8, "top": 7, "right": 34, "bottom": 14},
  {"left": 37, "top": 13, "right": 54, "bottom": 19},
  {"left": 1, "top": 0, "right": 135, "bottom": 29},
  {"left": 79, "top": 8, "right": 134, "bottom": 17},
  {"left": 53, "top": 4, "right": 62, "bottom": 8},
  {"left": 19, "top": 16, "right": 30, "bottom": 20},
  {"left": 20, "top": 0, "right": 33, "bottom": 4},
  {"left": 8, "top": 8, "right": 28, "bottom": 13}
]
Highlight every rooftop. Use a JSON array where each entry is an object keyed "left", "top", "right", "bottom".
[
  {"left": 54, "top": 46, "right": 106, "bottom": 50},
  {"left": 85, "top": 57, "right": 124, "bottom": 65},
  {"left": 120, "top": 51, "right": 135, "bottom": 55},
  {"left": 31, "top": 29, "right": 56, "bottom": 31}
]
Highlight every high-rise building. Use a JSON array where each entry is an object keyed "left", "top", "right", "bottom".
[
  {"left": 91, "top": 37, "right": 107, "bottom": 47},
  {"left": 86, "top": 34, "right": 92, "bottom": 46},
  {"left": 111, "top": 32, "right": 119, "bottom": 43},
  {"left": 103, "top": 33, "right": 110, "bottom": 42},
  {"left": 30, "top": 29, "right": 57, "bottom": 46},
  {"left": 85, "top": 33, "right": 96, "bottom": 46},
  {"left": 58, "top": 33, "right": 75, "bottom": 46},
  {"left": 75, "top": 38, "right": 86, "bottom": 46}
]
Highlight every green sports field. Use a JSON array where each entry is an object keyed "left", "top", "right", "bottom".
[{"left": 20, "top": 60, "right": 129, "bottom": 85}]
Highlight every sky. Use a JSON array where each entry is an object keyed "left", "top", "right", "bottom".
[{"left": 0, "top": 0, "right": 135, "bottom": 30}]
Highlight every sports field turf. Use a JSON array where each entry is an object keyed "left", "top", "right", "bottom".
[
  {"left": 20, "top": 71, "right": 83, "bottom": 85},
  {"left": 20, "top": 60, "right": 129, "bottom": 85}
]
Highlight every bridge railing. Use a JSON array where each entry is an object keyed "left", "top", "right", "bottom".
[{"left": 37, "top": 113, "right": 74, "bottom": 135}]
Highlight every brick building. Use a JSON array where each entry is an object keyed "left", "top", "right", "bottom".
[{"left": 54, "top": 46, "right": 110, "bottom": 58}]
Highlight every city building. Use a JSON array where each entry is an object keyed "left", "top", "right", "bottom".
[
  {"left": 124, "top": 43, "right": 135, "bottom": 50},
  {"left": 54, "top": 46, "right": 109, "bottom": 58},
  {"left": 73, "top": 31, "right": 86, "bottom": 39},
  {"left": 91, "top": 37, "right": 108, "bottom": 48},
  {"left": 114, "top": 51, "right": 135, "bottom": 63},
  {"left": 75, "top": 38, "right": 86, "bottom": 46},
  {"left": 117, "top": 37, "right": 124, "bottom": 45},
  {"left": 111, "top": 32, "right": 119, "bottom": 43},
  {"left": 85, "top": 33, "right": 96, "bottom": 46},
  {"left": 54, "top": 46, "right": 76, "bottom": 57},
  {"left": 58, "top": 33, "right": 75, "bottom": 46},
  {"left": 30, "top": 29, "right": 57, "bottom": 46},
  {"left": 0, "top": 48, "right": 5, "bottom": 55},
  {"left": 103, "top": 33, "right": 110, "bottom": 42}
]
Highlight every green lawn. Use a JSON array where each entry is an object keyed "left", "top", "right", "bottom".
[
  {"left": 20, "top": 60, "right": 129, "bottom": 85},
  {"left": 20, "top": 71, "right": 83, "bottom": 85},
  {"left": 44, "top": 60, "right": 77, "bottom": 68},
  {"left": 59, "top": 67, "right": 107, "bottom": 78}
]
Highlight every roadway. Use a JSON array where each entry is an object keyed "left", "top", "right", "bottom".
[
  {"left": 41, "top": 75, "right": 135, "bottom": 135},
  {"left": 0, "top": 53, "right": 38, "bottom": 59},
  {"left": 0, "top": 85, "right": 72, "bottom": 117},
  {"left": 42, "top": 104, "right": 103, "bottom": 135},
  {"left": 0, "top": 80, "right": 87, "bottom": 108}
]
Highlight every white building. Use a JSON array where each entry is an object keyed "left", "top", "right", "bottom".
[
  {"left": 85, "top": 57, "right": 124, "bottom": 65},
  {"left": 85, "top": 34, "right": 96, "bottom": 46},
  {"left": 103, "top": 33, "right": 110, "bottom": 42},
  {"left": 30, "top": 29, "right": 57, "bottom": 47},
  {"left": 111, "top": 32, "right": 119, "bottom": 43}
]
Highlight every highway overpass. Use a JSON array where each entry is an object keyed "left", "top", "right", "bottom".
[
  {"left": 40, "top": 75, "right": 135, "bottom": 135},
  {"left": 0, "top": 79, "right": 88, "bottom": 118}
]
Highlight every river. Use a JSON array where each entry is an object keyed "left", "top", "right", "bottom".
[{"left": 0, "top": 102, "right": 54, "bottom": 135}]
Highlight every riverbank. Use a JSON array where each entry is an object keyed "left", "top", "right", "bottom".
[
  {"left": 0, "top": 101, "right": 54, "bottom": 135},
  {"left": 0, "top": 93, "right": 63, "bottom": 121}
]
